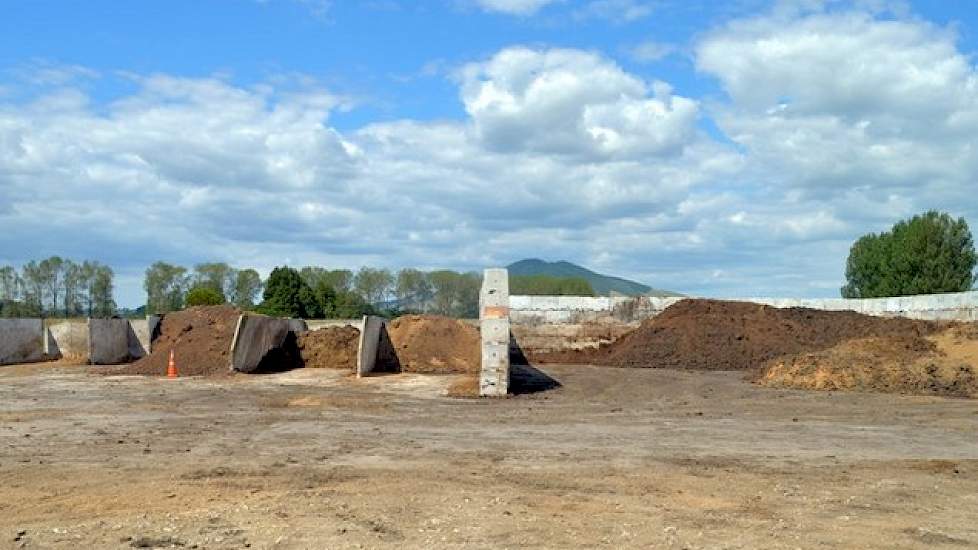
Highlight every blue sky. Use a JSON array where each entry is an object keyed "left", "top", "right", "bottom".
[{"left": 2, "top": 0, "right": 978, "bottom": 306}]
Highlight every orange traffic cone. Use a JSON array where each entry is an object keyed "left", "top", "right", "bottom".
[{"left": 167, "top": 350, "right": 179, "bottom": 378}]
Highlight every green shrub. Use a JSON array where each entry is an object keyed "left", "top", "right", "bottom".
[{"left": 185, "top": 286, "right": 226, "bottom": 307}]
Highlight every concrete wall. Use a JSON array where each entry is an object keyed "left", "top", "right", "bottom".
[
  {"left": 89, "top": 318, "right": 133, "bottom": 364},
  {"left": 509, "top": 291, "right": 978, "bottom": 354},
  {"left": 356, "top": 315, "right": 386, "bottom": 378},
  {"left": 45, "top": 319, "right": 90, "bottom": 360},
  {"left": 479, "top": 268, "right": 510, "bottom": 397},
  {"left": 229, "top": 314, "right": 308, "bottom": 373},
  {"left": 128, "top": 315, "right": 160, "bottom": 359},
  {"left": 0, "top": 318, "right": 45, "bottom": 365}
]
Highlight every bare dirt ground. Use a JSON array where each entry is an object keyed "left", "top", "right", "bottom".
[{"left": 3, "top": 362, "right": 978, "bottom": 549}]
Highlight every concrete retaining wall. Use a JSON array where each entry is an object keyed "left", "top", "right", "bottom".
[
  {"left": 45, "top": 319, "right": 90, "bottom": 360},
  {"left": 89, "top": 318, "right": 133, "bottom": 364},
  {"left": 229, "top": 314, "right": 308, "bottom": 373},
  {"left": 479, "top": 268, "right": 510, "bottom": 397},
  {"left": 0, "top": 318, "right": 46, "bottom": 365},
  {"left": 356, "top": 315, "right": 386, "bottom": 378},
  {"left": 128, "top": 315, "right": 160, "bottom": 359},
  {"left": 510, "top": 291, "right": 978, "bottom": 354}
]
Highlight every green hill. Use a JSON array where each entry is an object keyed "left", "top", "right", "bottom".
[{"left": 506, "top": 259, "right": 682, "bottom": 297}]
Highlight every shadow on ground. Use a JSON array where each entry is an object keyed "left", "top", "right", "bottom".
[{"left": 509, "top": 363, "right": 562, "bottom": 395}]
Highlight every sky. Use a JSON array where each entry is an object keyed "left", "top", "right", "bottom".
[{"left": 1, "top": 0, "right": 977, "bottom": 307}]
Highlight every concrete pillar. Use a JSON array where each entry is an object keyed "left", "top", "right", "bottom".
[{"left": 479, "top": 268, "right": 510, "bottom": 397}]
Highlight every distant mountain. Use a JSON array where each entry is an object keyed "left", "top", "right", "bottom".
[{"left": 506, "top": 259, "right": 682, "bottom": 297}]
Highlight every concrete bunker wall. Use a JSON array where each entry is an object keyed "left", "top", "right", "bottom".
[
  {"left": 356, "top": 315, "right": 388, "bottom": 377},
  {"left": 45, "top": 319, "right": 90, "bottom": 360},
  {"left": 510, "top": 290, "right": 978, "bottom": 355},
  {"left": 229, "top": 314, "right": 309, "bottom": 373},
  {"left": 479, "top": 268, "right": 510, "bottom": 397},
  {"left": 0, "top": 318, "right": 46, "bottom": 365},
  {"left": 89, "top": 318, "right": 133, "bottom": 364}
]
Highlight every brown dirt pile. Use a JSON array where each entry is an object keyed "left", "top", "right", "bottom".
[
  {"left": 534, "top": 299, "right": 942, "bottom": 370},
  {"left": 386, "top": 315, "right": 481, "bottom": 374},
  {"left": 296, "top": 326, "right": 360, "bottom": 371},
  {"left": 107, "top": 305, "right": 241, "bottom": 377},
  {"left": 754, "top": 324, "right": 978, "bottom": 398}
]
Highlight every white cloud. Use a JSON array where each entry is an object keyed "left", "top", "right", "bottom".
[
  {"left": 628, "top": 41, "right": 676, "bottom": 62},
  {"left": 460, "top": 47, "right": 700, "bottom": 160},
  {"left": 473, "top": 0, "right": 558, "bottom": 16},
  {"left": 696, "top": 9, "right": 978, "bottom": 198},
  {"left": 574, "top": 0, "right": 653, "bottom": 22}
]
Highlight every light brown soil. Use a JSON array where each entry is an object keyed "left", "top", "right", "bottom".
[
  {"left": 3, "top": 363, "right": 978, "bottom": 548},
  {"left": 534, "top": 299, "right": 942, "bottom": 370},
  {"left": 108, "top": 305, "right": 241, "bottom": 377},
  {"left": 386, "top": 315, "right": 480, "bottom": 374},
  {"left": 755, "top": 324, "right": 978, "bottom": 397},
  {"left": 296, "top": 326, "right": 360, "bottom": 371}
]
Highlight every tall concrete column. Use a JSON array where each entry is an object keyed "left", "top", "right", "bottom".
[{"left": 479, "top": 268, "right": 510, "bottom": 397}]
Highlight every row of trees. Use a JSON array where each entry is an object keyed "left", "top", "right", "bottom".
[
  {"left": 144, "top": 262, "right": 263, "bottom": 313},
  {"left": 144, "top": 264, "right": 599, "bottom": 319},
  {"left": 259, "top": 267, "right": 484, "bottom": 319},
  {"left": 0, "top": 257, "right": 115, "bottom": 318}
]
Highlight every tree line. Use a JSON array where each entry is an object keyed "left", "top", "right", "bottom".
[
  {"left": 146, "top": 263, "right": 596, "bottom": 319},
  {"left": 0, "top": 257, "right": 115, "bottom": 318}
]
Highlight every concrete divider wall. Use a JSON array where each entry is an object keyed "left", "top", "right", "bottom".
[
  {"left": 510, "top": 291, "right": 978, "bottom": 354},
  {"left": 89, "top": 318, "right": 133, "bottom": 364},
  {"left": 45, "top": 319, "right": 90, "bottom": 360},
  {"left": 479, "top": 268, "right": 510, "bottom": 397},
  {"left": 0, "top": 318, "right": 45, "bottom": 365},
  {"left": 229, "top": 314, "right": 308, "bottom": 373},
  {"left": 356, "top": 315, "right": 386, "bottom": 378}
]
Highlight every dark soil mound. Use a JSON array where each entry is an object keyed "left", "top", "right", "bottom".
[
  {"left": 386, "top": 315, "right": 481, "bottom": 374},
  {"left": 535, "top": 299, "right": 942, "bottom": 370},
  {"left": 296, "top": 326, "right": 360, "bottom": 371},
  {"left": 108, "top": 305, "right": 241, "bottom": 377}
]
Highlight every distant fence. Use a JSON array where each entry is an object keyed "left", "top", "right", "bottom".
[{"left": 509, "top": 291, "right": 978, "bottom": 354}]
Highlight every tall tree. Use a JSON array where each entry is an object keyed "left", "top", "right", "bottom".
[
  {"left": 144, "top": 262, "right": 189, "bottom": 314},
  {"left": 193, "top": 262, "right": 236, "bottom": 300},
  {"left": 63, "top": 260, "right": 84, "bottom": 316},
  {"left": 353, "top": 267, "right": 394, "bottom": 306},
  {"left": 257, "top": 266, "right": 321, "bottom": 318},
  {"left": 20, "top": 260, "right": 44, "bottom": 317},
  {"left": 91, "top": 265, "right": 115, "bottom": 318},
  {"left": 37, "top": 256, "right": 65, "bottom": 315},
  {"left": 323, "top": 269, "right": 353, "bottom": 292},
  {"left": 232, "top": 269, "right": 263, "bottom": 309},
  {"left": 395, "top": 268, "right": 433, "bottom": 311},
  {"left": 842, "top": 211, "right": 976, "bottom": 298},
  {"left": 427, "top": 270, "right": 481, "bottom": 318}
]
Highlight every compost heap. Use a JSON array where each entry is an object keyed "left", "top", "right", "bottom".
[
  {"left": 534, "top": 299, "right": 942, "bottom": 371},
  {"left": 754, "top": 323, "right": 978, "bottom": 398},
  {"left": 111, "top": 305, "right": 241, "bottom": 377},
  {"left": 296, "top": 326, "right": 360, "bottom": 371},
  {"left": 386, "top": 315, "right": 481, "bottom": 374}
]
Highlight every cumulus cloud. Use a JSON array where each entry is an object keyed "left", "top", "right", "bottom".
[
  {"left": 460, "top": 48, "right": 700, "bottom": 160},
  {"left": 696, "top": 8, "right": 978, "bottom": 197}
]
